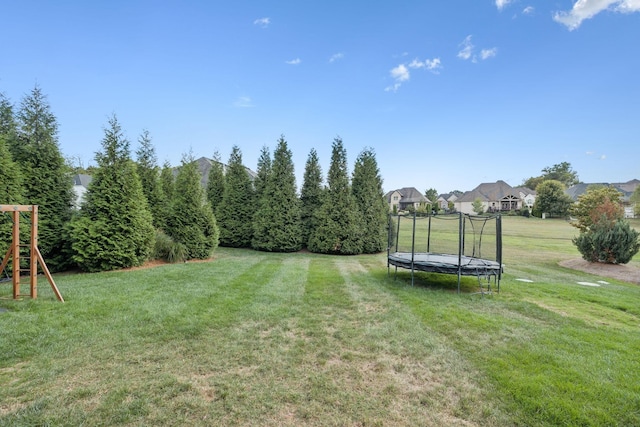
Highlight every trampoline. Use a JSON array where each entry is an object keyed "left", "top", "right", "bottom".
[{"left": 388, "top": 212, "right": 503, "bottom": 294}]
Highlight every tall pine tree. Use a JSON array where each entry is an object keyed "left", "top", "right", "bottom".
[
  {"left": 206, "top": 150, "right": 225, "bottom": 213},
  {"left": 136, "top": 130, "right": 165, "bottom": 229},
  {"left": 70, "top": 115, "right": 155, "bottom": 272},
  {"left": 217, "top": 145, "right": 255, "bottom": 247},
  {"left": 252, "top": 135, "right": 302, "bottom": 252},
  {"left": 300, "top": 148, "right": 324, "bottom": 248},
  {"left": 166, "top": 154, "right": 219, "bottom": 259},
  {"left": 308, "top": 137, "right": 363, "bottom": 255},
  {"left": 352, "top": 148, "right": 388, "bottom": 253},
  {"left": 11, "top": 85, "right": 75, "bottom": 271}
]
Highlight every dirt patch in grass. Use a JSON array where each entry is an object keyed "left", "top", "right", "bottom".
[{"left": 560, "top": 259, "right": 640, "bottom": 285}]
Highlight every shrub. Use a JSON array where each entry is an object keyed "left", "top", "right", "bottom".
[
  {"left": 573, "top": 217, "right": 640, "bottom": 264},
  {"left": 153, "top": 230, "right": 187, "bottom": 263}
]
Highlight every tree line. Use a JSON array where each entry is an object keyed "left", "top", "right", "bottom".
[{"left": 1, "top": 86, "right": 389, "bottom": 273}]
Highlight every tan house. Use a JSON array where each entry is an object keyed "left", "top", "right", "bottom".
[
  {"left": 436, "top": 193, "right": 459, "bottom": 212},
  {"left": 385, "top": 187, "right": 431, "bottom": 212},
  {"left": 455, "top": 181, "right": 536, "bottom": 215}
]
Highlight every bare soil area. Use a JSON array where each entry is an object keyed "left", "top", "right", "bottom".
[{"left": 559, "top": 259, "right": 640, "bottom": 285}]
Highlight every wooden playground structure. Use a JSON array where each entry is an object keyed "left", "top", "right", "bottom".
[{"left": 0, "top": 205, "right": 64, "bottom": 302}]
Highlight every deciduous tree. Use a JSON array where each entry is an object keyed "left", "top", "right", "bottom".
[{"left": 532, "top": 180, "right": 573, "bottom": 218}]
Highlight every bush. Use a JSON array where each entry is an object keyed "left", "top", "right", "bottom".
[
  {"left": 573, "top": 218, "right": 640, "bottom": 264},
  {"left": 153, "top": 230, "right": 187, "bottom": 263}
]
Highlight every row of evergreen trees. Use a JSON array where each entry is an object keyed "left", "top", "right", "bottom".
[{"left": 1, "top": 86, "right": 390, "bottom": 273}]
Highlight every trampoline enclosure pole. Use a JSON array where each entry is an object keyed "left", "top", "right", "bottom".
[
  {"left": 411, "top": 211, "right": 416, "bottom": 286},
  {"left": 457, "top": 213, "right": 463, "bottom": 294}
]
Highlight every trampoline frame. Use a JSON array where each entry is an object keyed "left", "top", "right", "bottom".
[{"left": 387, "top": 211, "right": 503, "bottom": 294}]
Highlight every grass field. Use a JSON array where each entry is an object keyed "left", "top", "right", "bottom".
[{"left": 1, "top": 217, "right": 640, "bottom": 426}]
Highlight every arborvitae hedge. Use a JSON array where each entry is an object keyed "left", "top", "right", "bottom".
[
  {"left": 252, "top": 136, "right": 302, "bottom": 252},
  {"left": 217, "top": 146, "right": 255, "bottom": 247},
  {"left": 300, "top": 148, "right": 323, "bottom": 248},
  {"left": 352, "top": 148, "right": 388, "bottom": 253},
  {"left": 70, "top": 115, "right": 155, "bottom": 272},
  {"left": 308, "top": 137, "right": 362, "bottom": 255},
  {"left": 166, "top": 155, "right": 219, "bottom": 259}
]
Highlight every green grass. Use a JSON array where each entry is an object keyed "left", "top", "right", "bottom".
[{"left": 1, "top": 217, "right": 640, "bottom": 425}]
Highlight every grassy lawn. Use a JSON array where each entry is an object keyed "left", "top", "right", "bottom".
[{"left": 1, "top": 217, "right": 640, "bottom": 426}]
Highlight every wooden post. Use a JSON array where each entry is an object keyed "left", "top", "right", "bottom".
[
  {"left": 0, "top": 205, "right": 63, "bottom": 302},
  {"left": 12, "top": 210, "right": 19, "bottom": 299}
]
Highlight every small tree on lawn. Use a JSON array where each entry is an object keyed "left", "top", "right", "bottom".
[
  {"left": 300, "top": 148, "right": 324, "bottom": 248},
  {"left": 472, "top": 198, "right": 485, "bottom": 215},
  {"left": 425, "top": 188, "right": 438, "bottom": 212},
  {"left": 570, "top": 186, "right": 639, "bottom": 264},
  {"left": 166, "top": 154, "right": 219, "bottom": 259},
  {"left": 352, "top": 148, "right": 388, "bottom": 253},
  {"left": 308, "top": 137, "right": 362, "bottom": 255},
  {"left": 70, "top": 115, "right": 155, "bottom": 272},
  {"left": 569, "top": 186, "right": 623, "bottom": 232},
  {"left": 532, "top": 180, "right": 573, "bottom": 218},
  {"left": 217, "top": 145, "right": 254, "bottom": 247},
  {"left": 252, "top": 135, "right": 302, "bottom": 252},
  {"left": 206, "top": 150, "right": 225, "bottom": 214}
]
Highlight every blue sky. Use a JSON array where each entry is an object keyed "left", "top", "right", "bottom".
[{"left": 2, "top": 0, "right": 639, "bottom": 194}]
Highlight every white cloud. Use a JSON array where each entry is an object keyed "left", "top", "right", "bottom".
[
  {"left": 457, "top": 35, "right": 474, "bottom": 60},
  {"left": 385, "top": 64, "right": 410, "bottom": 92},
  {"left": 233, "top": 96, "right": 254, "bottom": 108},
  {"left": 553, "top": 0, "right": 640, "bottom": 30},
  {"left": 496, "top": 0, "right": 513, "bottom": 10},
  {"left": 480, "top": 48, "right": 498, "bottom": 60},
  {"left": 408, "top": 57, "right": 442, "bottom": 73},
  {"left": 253, "top": 17, "right": 270, "bottom": 28},
  {"left": 600, "top": 154, "right": 607, "bottom": 160},
  {"left": 285, "top": 58, "right": 301, "bottom": 65},
  {"left": 523, "top": 6, "right": 535, "bottom": 14},
  {"left": 329, "top": 53, "right": 344, "bottom": 63}
]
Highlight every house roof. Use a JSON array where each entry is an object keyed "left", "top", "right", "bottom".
[
  {"left": 566, "top": 179, "right": 639, "bottom": 201},
  {"left": 457, "top": 180, "right": 522, "bottom": 203},
  {"left": 385, "top": 187, "right": 430, "bottom": 204},
  {"left": 73, "top": 174, "right": 92, "bottom": 187}
]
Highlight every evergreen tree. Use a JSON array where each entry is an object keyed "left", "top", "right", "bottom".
[
  {"left": 206, "top": 150, "right": 225, "bottom": 213},
  {"left": 158, "top": 160, "right": 176, "bottom": 229},
  {"left": 217, "top": 145, "right": 255, "bottom": 247},
  {"left": 0, "top": 138, "right": 24, "bottom": 256},
  {"left": 300, "top": 148, "right": 324, "bottom": 247},
  {"left": 135, "top": 130, "right": 165, "bottom": 229},
  {"left": 11, "top": 85, "right": 75, "bottom": 271},
  {"left": 70, "top": 115, "right": 155, "bottom": 272},
  {"left": 254, "top": 145, "right": 271, "bottom": 201},
  {"left": 252, "top": 136, "right": 302, "bottom": 252},
  {"left": 308, "top": 137, "right": 362, "bottom": 255},
  {"left": 166, "top": 154, "right": 219, "bottom": 259},
  {"left": 0, "top": 93, "right": 17, "bottom": 138},
  {"left": 352, "top": 148, "right": 388, "bottom": 253}
]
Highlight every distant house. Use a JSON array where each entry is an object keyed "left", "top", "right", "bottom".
[
  {"left": 436, "top": 193, "right": 459, "bottom": 212},
  {"left": 455, "top": 180, "right": 536, "bottom": 215},
  {"left": 72, "top": 174, "right": 92, "bottom": 208},
  {"left": 566, "top": 179, "right": 639, "bottom": 218},
  {"left": 177, "top": 157, "right": 258, "bottom": 187},
  {"left": 384, "top": 187, "right": 431, "bottom": 212}
]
